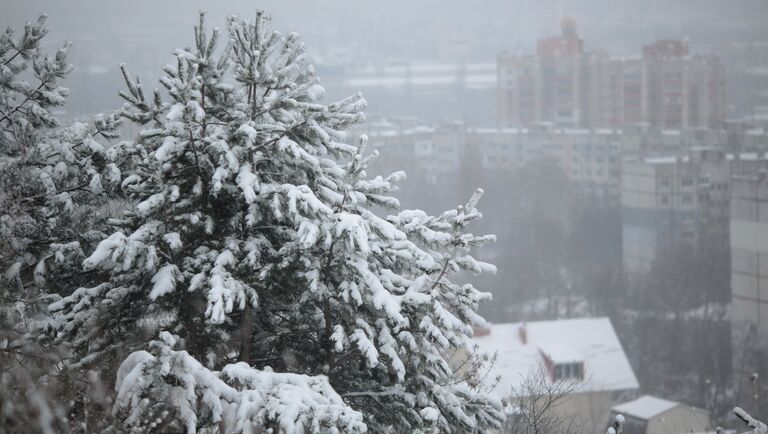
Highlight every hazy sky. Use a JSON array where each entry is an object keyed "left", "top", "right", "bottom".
[
  {"left": 4, "top": 0, "right": 767, "bottom": 57},
  {"left": 2, "top": 0, "right": 767, "bottom": 118}
]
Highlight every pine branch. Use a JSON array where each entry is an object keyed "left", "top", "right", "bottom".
[
  {"left": 430, "top": 258, "right": 451, "bottom": 290},
  {"left": 20, "top": 181, "right": 90, "bottom": 204},
  {"left": 2, "top": 49, "right": 23, "bottom": 66},
  {"left": 0, "top": 81, "right": 48, "bottom": 126}
]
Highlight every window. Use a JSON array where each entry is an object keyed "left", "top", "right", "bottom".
[
  {"left": 682, "top": 194, "right": 693, "bottom": 204},
  {"left": 681, "top": 177, "right": 694, "bottom": 187},
  {"left": 554, "top": 362, "right": 584, "bottom": 381}
]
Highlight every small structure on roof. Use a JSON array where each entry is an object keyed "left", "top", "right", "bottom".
[
  {"left": 464, "top": 317, "right": 639, "bottom": 433},
  {"left": 610, "top": 395, "right": 711, "bottom": 434}
]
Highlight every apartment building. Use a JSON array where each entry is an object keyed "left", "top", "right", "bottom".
[
  {"left": 730, "top": 173, "right": 768, "bottom": 328},
  {"left": 361, "top": 122, "right": 625, "bottom": 201},
  {"left": 621, "top": 148, "right": 768, "bottom": 277},
  {"left": 498, "top": 23, "right": 726, "bottom": 130},
  {"left": 729, "top": 173, "right": 768, "bottom": 417}
]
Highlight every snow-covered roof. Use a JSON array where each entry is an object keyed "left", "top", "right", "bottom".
[
  {"left": 642, "top": 152, "right": 768, "bottom": 164},
  {"left": 367, "top": 126, "right": 437, "bottom": 137},
  {"left": 691, "top": 431, "right": 735, "bottom": 434},
  {"left": 643, "top": 156, "right": 686, "bottom": 164},
  {"left": 537, "top": 341, "right": 583, "bottom": 364},
  {"left": 345, "top": 73, "right": 496, "bottom": 88},
  {"left": 611, "top": 395, "right": 679, "bottom": 420},
  {"left": 746, "top": 128, "right": 768, "bottom": 136},
  {"left": 471, "top": 318, "right": 639, "bottom": 399},
  {"left": 470, "top": 127, "right": 529, "bottom": 134},
  {"left": 728, "top": 152, "right": 768, "bottom": 161}
]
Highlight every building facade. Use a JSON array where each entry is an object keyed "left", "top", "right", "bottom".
[
  {"left": 731, "top": 174, "right": 768, "bottom": 328},
  {"left": 361, "top": 121, "right": 625, "bottom": 201},
  {"left": 621, "top": 149, "right": 768, "bottom": 278},
  {"left": 498, "top": 24, "right": 726, "bottom": 130},
  {"left": 730, "top": 173, "right": 768, "bottom": 419}
]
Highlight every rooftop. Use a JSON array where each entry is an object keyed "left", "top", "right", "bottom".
[
  {"left": 538, "top": 341, "right": 584, "bottom": 364},
  {"left": 639, "top": 152, "right": 768, "bottom": 165},
  {"left": 470, "top": 317, "right": 639, "bottom": 399},
  {"left": 612, "top": 395, "right": 679, "bottom": 420}
]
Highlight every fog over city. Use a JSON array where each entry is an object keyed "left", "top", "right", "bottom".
[
  {"left": 3, "top": 0, "right": 768, "bottom": 121},
  {"left": 2, "top": 1, "right": 768, "bottom": 433}
]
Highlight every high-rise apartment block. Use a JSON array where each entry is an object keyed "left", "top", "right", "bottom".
[
  {"left": 731, "top": 173, "right": 768, "bottom": 328},
  {"left": 621, "top": 149, "right": 768, "bottom": 277},
  {"left": 730, "top": 173, "right": 768, "bottom": 412},
  {"left": 498, "top": 22, "right": 726, "bottom": 130}
]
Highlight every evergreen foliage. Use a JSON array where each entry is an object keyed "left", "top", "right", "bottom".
[
  {"left": 43, "top": 11, "right": 503, "bottom": 433},
  {"left": 0, "top": 14, "right": 123, "bottom": 433}
]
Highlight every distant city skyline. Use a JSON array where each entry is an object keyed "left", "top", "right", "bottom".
[{"left": 2, "top": 0, "right": 767, "bottom": 121}]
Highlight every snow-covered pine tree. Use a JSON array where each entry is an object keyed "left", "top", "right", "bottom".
[
  {"left": 50, "top": 11, "right": 503, "bottom": 432},
  {"left": 0, "top": 14, "right": 121, "bottom": 432}
]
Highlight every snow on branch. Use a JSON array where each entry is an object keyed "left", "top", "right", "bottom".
[
  {"left": 114, "top": 332, "right": 367, "bottom": 434},
  {"left": 734, "top": 407, "right": 768, "bottom": 434}
]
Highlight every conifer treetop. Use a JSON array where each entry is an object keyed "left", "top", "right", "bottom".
[{"left": 50, "top": 11, "right": 503, "bottom": 433}]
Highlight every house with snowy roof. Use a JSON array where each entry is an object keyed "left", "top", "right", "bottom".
[
  {"left": 463, "top": 317, "right": 639, "bottom": 433},
  {"left": 609, "top": 395, "right": 712, "bottom": 434}
]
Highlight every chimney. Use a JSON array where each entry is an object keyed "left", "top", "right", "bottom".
[
  {"left": 518, "top": 323, "right": 528, "bottom": 345},
  {"left": 473, "top": 325, "right": 491, "bottom": 337}
]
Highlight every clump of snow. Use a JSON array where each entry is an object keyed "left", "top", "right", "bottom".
[
  {"left": 148, "top": 264, "right": 181, "bottom": 300},
  {"left": 420, "top": 407, "right": 440, "bottom": 423},
  {"left": 114, "top": 333, "right": 368, "bottom": 434}
]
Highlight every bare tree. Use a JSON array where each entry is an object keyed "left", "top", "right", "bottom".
[{"left": 502, "top": 365, "right": 579, "bottom": 434}]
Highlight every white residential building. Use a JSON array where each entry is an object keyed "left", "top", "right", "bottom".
[{"left": 467, "top": 317, "right": 639, "bottom": 433}]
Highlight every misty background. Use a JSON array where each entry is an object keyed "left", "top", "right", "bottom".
[
  {"left": 3, "top": 0, "right": 768, "bottom": 122},
  {"left": 4, "top": 0, "right": 768, "bottom": 429}
]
